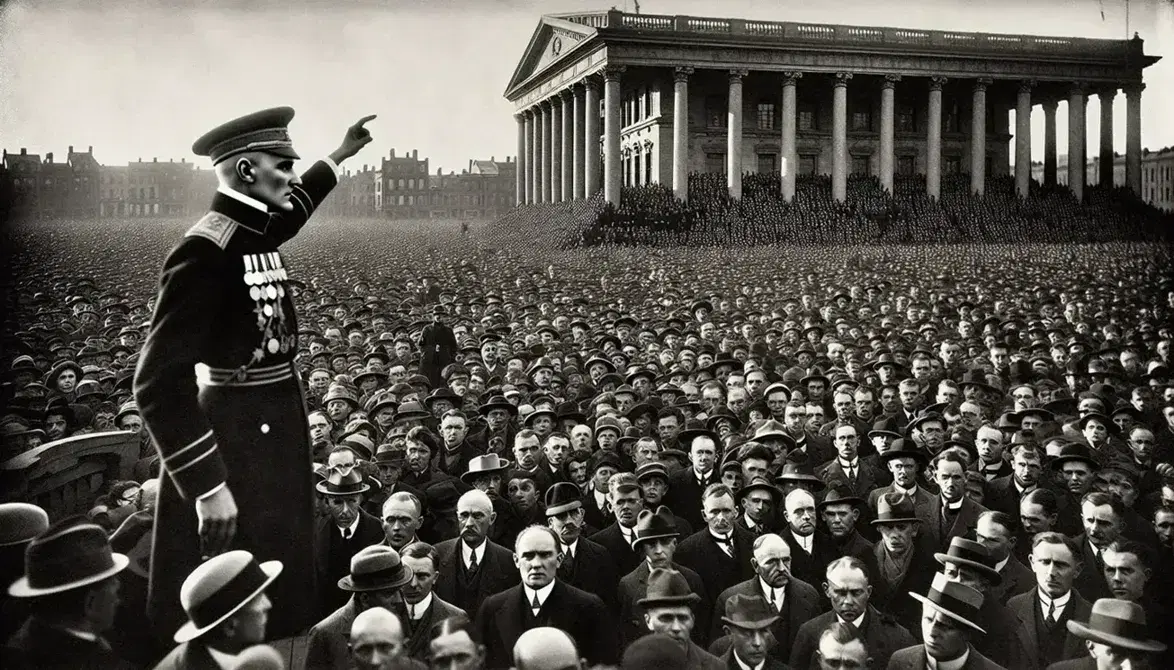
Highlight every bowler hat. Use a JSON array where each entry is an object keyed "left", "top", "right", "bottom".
[
  {"left": 638, "top": 568, "right": 700, "bottom": 608},
  {"left": 315, "top": 469, "right": 371, "bottom": 497},
  {"left": 817, "top": 482, "right": 865, "bottom": 510},
  {"left": 1067, "top": 598, "right": 1168, "bottom": 652},
  {"left": 878, "top": 438, "right": 929, "bottom": 465},
  {"left": 0, "top": 502, "right": 49, "bottom": 547},
  {"left": 544, "top": 482, "right": 583, "bottom": 516},
  {"left": 775, "top": 459, "right": 825, "bottom": 490},
  {"left": 632, "top": 506, "right": 681, "bottom": 548},
  {"left": 461, "top": 454, "right": 511, "bottom": 483},
  {"left": 909, "top": 572, "right": 986, "bottom": 634},
  {"left": 8, "top": 517, "right": 128, "bottom": 598},
  {"left": 588, "top": 450, "right": 622, "bottom": 475},
  {"left": 338, "top": 545, "right": 414, "bottom": 592},
  {"left": 174, "top": 550, "right": 283, "bottom": 642},
  {"left": 720, "top": 593, "right": 780, "bottom": 630},
  {"left": 478, "top": 394, "right": 517, "bottom": 416},
  {"left": 1049, "top": 442, "right": 1100, "bottom": 471},
  {"left": 872, "top": 492, "right": 922, "bottom": 526},
  {"left": 934, "top": 537, "right": 1002, "bottom": 586},
  {"left": 374, "top": 444, "right": 406, "bottom": 467},
  {"left": 393, "top": 401, "right": 431, "bottom": 423}
]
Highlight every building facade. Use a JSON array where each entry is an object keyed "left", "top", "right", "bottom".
[
  {"left": 1035, "top": 148, "right": 1174, "bottom": 211},
  {"left": 381, "top": 148, "right": 431, "bottom": 219},
  {"left": 2, "top": 147, "right": 101, "bottom": 221},
  {"left": 504, "top": 9, "right": 1158, "bottom": 206}
]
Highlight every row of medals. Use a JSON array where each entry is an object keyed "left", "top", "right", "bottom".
[{"left": 243, "top": 253, "right": 293, "bottom": 356}]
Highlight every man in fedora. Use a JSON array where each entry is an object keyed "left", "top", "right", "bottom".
[
  {"left": 134, "top": 108, "right": 376, "bottom": 640},
  {"left": 398, "top": 542, "right": 466, "bottom": 662},
  {"left": 5, "top": 517, "right": 135, "bottom": 669},
  {"left": 305, "top": 544, "right": 414, "bottom": 670},
  {"left": 636, "top": 568, "right": 723, "bottom": 670},
  {"left": 153, "top": 549, "right": 283, "bottom": 670},
  {"left": 543, "top": 482, "right": 617, "bottom": 611},
  {"left": 460, "top": 453, "right": 517, "bottom": 546},
  {"left": 1007, "top": 532, "right": 1093, "bottom": 670},
  {"left": 619, "top": 506, "right": 709, "bottom": 645},
  {"left": 434, "top": 490, "right": 518, "bottom": 617},
  {"left": 820, "top": 482, "right": 875, "bottom": 562},
  {"left": 935, "top": 536, "right": 1015, "bottom": 666},
  {"left": 716, "top": 594, "right": 789, "bottom": 670},
  {"left": 866, "top": 492, "right": 937, "bottom": 635},
  {"left": 0, "top": 502, "right": 50, "bottom": 643},
  {"left": 710, "top": 533, "right": 821, "bottom": 666},
  {"left": 316, "top": 469, "right": 386, "bottom": 616},
  {"left": 867, "top": 439, "right": 935, "bottom": 523},
  {"left": 474, "top": 525, "right": 618, "bottom": 669},
  {"left": 469, "top": 395, "right": 518, "bottom": 457},
  {"left": 1046, "top": 598, "right": 1168, "bottom": 670},
  {"left": 887, "top": 572, "right": 1005, "bottom": 669},
  {"left": 736, "top": 473, "right": 781, "bottom": 536}
]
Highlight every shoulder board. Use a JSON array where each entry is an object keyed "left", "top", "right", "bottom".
[{"left": 185, "top": 212, "right": 238, "bottom": 249}]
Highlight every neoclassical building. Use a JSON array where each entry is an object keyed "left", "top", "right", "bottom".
[{"left": 503, "top": 9, "right": 1158, "bottom": 206}]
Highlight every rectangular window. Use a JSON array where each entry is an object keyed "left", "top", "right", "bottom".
[
  {"left": 706, "top": 96, "right": 727, "bottom": 129},
  {"left": 645, "top": 150, "right": 654, "bottom": 184},
  {"left": 944, "top": 103, "right": 959, "bottom": 133},
  {"left": 757, "top": 154, "right": 777, "bottom": 174},
  {"left": 633, "top": 153, "right": 642, "bottom": 186},
  {"left": 851, "top": 156, "right": 870, "bottom": 175},
  {"left": 898, "top": 156, "right": 915, "bottom": 176},
  {"left": 799, "top": 154, "right": 817, "bottom": 175},
  {"left": 851, "top": 110, "right": 871, "bottom": 132},
  {"left": 798, "top": 107, "right": 817, "bottom": 132},
  {"left": 757, "top": 103, "right": 775, "bottom": 130},
  {"left": 944, "top": 156, "right": 962, "bottom": 175},
  {"left": 705, "top": 152, "right": 725, "bottom": 174},
  {"left": 897, "top": 106, "right": 916, "bottom": 132}
]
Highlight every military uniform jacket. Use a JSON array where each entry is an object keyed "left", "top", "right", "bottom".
[{"left": 134, "top": 159, "right": 340, "bottom": 641}]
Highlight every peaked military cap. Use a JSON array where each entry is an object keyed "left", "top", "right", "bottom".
[{"left": 192, "top": 106, "right": 300, "bottom": 165}]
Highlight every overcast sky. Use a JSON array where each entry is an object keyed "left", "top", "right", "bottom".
[{"left": 1, "top": 0, "right": 1170, "bottom": 172}]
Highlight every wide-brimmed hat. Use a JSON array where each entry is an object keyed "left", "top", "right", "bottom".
[
  {"left": 638, "top": 568, "right": 700, "bottom": 608},
  {"left": 0, "top": 502, "right": 49, "bottom": 547},
  {"left": 909, "top": 572, "right": 986, "bottom": 634},
  {"left": 1067, "top": 598, "right": 1168, "bottom": 653},
  {"left": 878, "top": 438, "right": 929, "bottom": 465},
  {"left": 632, "top": 506, "right": 680, "bottom": 548},
  {"left": 338, "top": 434, "right": 375, "bottom": 461},
  {"left": 1049, "top": 443, "right": 1101, "bottom": 471},
  {"left": 775, "top": 459, "right": 825, "bottom": 490},
  {"left": 752, "top": 420, "right": 793, "bottom": 445},
  {"left": 315, "top": 469, "right": 371, "bottom": 497},
  {"left": 738, "top": 476, "right": 782, "bottom": 503},
  {"left": 872, "top": 492, "right": 922, "bottom": 526},
  {"left": 338, "top": 545, "right": 414, "bottom": 592},
  {"left": 374, "top": 444, "right": 406, "bottom": 467},
  {"left": 174, "top": 550, "right": 283, "bottom": 643},
  {"left": 934, "top": 537, "right": 1002, "bottom": 586},
  {"left": 1077, "top": 412, "right": 1120, "bottom": 435},
  {"left": 8, "top": 518, "right": 128, "bottom": 597},
  {"left": 478, "top": 394, "right": 517, "bottom": 416},
  {"left": 461, "top": 454, "right": 511, "bottom": 483},
  {"left": 818, "top": 482, "right": 865, "bottom": 510},
  {"left": 392, "top": 401, "right": 431, "bottom": 424},
  {"left": 720, "top": 593, "right": 780, "bottom": 630},
  {"left": 544, "top": 482, "right": 583, "bottom": 516}
]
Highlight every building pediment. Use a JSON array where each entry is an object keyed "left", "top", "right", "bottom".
[{"left": 504, "top": 17, "right": 596, "bottom": 98}]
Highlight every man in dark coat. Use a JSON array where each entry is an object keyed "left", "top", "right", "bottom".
[
  {"left": 865, "top": 493, "right": 938, "bottom": 635},
  {"left": 314, "top": 471, "right": 387, "bottom": 617},
  {"left": 675, "top": 483, "right": 756, "bottom": 600},
  {"left": 887, "top": 573, "right": 1004, "bottom": 670},
  {"left": 619, "top": 506, "right": 709, "bottom": 646},
  {"left": 474, "top": 526, "right": 620, "bottom": 669},
  {"left": 398, "top": 542, "right": 466, "bottom": 662},
  {"left": 589, "top": 472, "right": 646, "bottom": 577},
  {"left": 924, "top": 451, "right": 988, "bottom": 551},
  {"left": 665, "top": 429, "right": 722, "bottom": 533},
  {"left": 433, "top": 489, "right": 519, "bottom": 617},
  {"left": 974, "top": 510, "right": 1035, "bottom": 606},
  {"left": 934, "top": 536, "right": 1016, "bottom": 667},
  {"left": 715, "top": 594, "right": 790, "bottom": 670},
  {"left": 1007, "top": 532, "right": 1093, "bottom": 670},
  {"left": 419, "top": 308, "right": 456, "bottom": 390},
  {"left": 133, "top": 108, "right": 374, "bottom": 641},
  {"left": 544, "top": 482, "right": 618, "bottom": 612},
  {"left": 778, "top": 488, "right": 838, "bottom": 586}
]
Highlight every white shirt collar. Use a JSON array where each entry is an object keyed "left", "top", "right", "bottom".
[
  {"left": 57, "top": 626, "right": 97, "bottom": 642},
  {"left": 593, "top": 489, "right": 607, "bottom": 508},
  {"left": 839, "top": 458, "right": 859, "bottom": 469},
  {"left": 759, "top": 577, "right": 784, "bottom": 605},
  {"left": 838, "top": 610, "right": 867, "bottom": 629},
  {"left": 216, "top": 184, "right": 269, "bottom": 213},
  {"left": 894, "top": 482, "right": 918, "bottom": 496},
  {"left": 409, "top": 592, "right": 433, "bottom": 620},
  {"left": 942, "top": 497, "right": 964, "bottom": 511},
  {"left": 926, "top": 647, "right": 969, "bottom": 670},
  {"left": 524, "top": 581, "right": 556, "bottom": 609},
  {"left": 695, "top": 468, "right": 712, "bottom": 481},
  {"left": 340, "top": 515, "right": 361, "bottom": 538},
  {"left": 995, "top": 555, "right": 1010, "bottom": 573},
  {"left": 563, "top": 539, "right": 578, "bottom": 558},
  {"left": 743, "top": 513, "right": 759, "bottom": 530},
  {"left": 1039, "top": 589, "right": 1071, "bottom": 617},
  {"left": 207, "top": 646, "right": 240, "bottom": 670},
  {"left": 733, "top": 652, "right": 764, "bottom": 670},
  {"left": 791, "top": 529, "right": 813, "bottom": 552},
  {"left": 462, "top": 540, "right": 486, "bottom": 567}
]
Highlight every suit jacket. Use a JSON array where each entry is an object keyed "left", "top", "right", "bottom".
[
  {"left": 666, "top": 468, "right": 722, "bottom": 531},
  {"left": 434, "top": 537, "right": 519, "bottom": 618},
  {"left": 474, "top": 581, "right": 620, "bottom": 669},
  {"left": 580, "top": 489, "right": 614, "bottom": 532},
  {"left": 886, "top": 644, "right": 1006, "bottom": 670},
  {"left": 924, "top": 496, "right": 988, "bottom": 551},
  {"left": 1007, "top": 589, "right": 1092, "bottom": 670},
  {"left": 314, "top": 510, "right": 386, "bottom": 616},
  {"left": 402, "top": 595, "right": 465, "bottom": 662},
  {"left": 589, "top": 522, "right": 642, "bottom": 577},
  {"left": 817, "top": 458, "right": 884, "bottom": 499},
  {"left": 561, "top": 536, "right": 619, "bottom": 612},
  {"left": 618, "top": 561, "right": 709, "bottom": 646},
  {"left": 720, "top": 647, "right": 788, "bottom": 670},
  {"left": 984, "top": 476, "right": 1035, "bottom": 517},
  {"left": 864, "top": 535, "right": 938, "bottom": 635},
  {"left": 709, "top": 576, "right": 821, "bottom": 664},
  {"left": 681, "top": 640, "right": 725, "bottom": 670},
  {"left": 675, "top": 526, "right": 757, "bottom": 599},
  {"left": 867, "top": 484, "right": 935, "bottom": 523},
  {"left": 791, "top": 606, "right": 915, "bottom": 670},
  {"left": 304, "top": 597, "right": 358, "bottom": 670},
  {"left": 5, "top": 617, "right": 137, "bottom": 670},
  {"left": 779, "top": 528, "right": 838, "bottom": 587},
  {"left": 989, "top": 554, "right": 1035, "bottom": 606},
  {"left": 1069, "top": 534, "right": 1112, "bottom": 603}
]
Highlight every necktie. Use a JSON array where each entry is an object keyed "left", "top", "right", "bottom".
[
  {"left": 409, "top": 603, "right": 416, "bottom": 620},
  {"left": 468, "top": 550, "right": 479, "bottom": 572},
  {"left": 531, "top": 592, "right": 542, "bottom": 611},
  {"left": 771, "top": 591, "right": 780, "bottom": 614},
  {"left": 1045, "top": 599, "right": 1057, "bottom": 628}
]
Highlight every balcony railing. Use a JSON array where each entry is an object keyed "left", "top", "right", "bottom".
[{"left": 552, "top": 10, "right": 1135, "bottom": 58}]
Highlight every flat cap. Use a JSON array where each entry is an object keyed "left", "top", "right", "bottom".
[{"left": 192, "top": 106, "right": 300, "bottom": 165}]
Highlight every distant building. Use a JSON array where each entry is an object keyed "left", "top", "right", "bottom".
[
  {"left": 3, "top": 148, "right": 43, "bottom": 220},
  {"left": 66, "top": 146, "right": 101, "bottom": 218},
  {"left": 1032, "top": 148, "right": 1174, "bottom": 211},
  {"left": 381, "top": 148, "right": 430, "bottom": 219}
]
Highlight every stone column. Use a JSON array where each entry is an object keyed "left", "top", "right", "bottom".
[
  {"left": 524, "top": 110, "right": 535, "bottom": 203},
  {"left": 515, "top": 113, "right": 525, "bottom": 205},
  {"left": 561, "top": 90, "right": 573, "bottom": 200},
  {"left": 672, "top": 66, "right": 692, "bottom": 201},
  {"left": 879, "top": 74, "right": 899, "bottom": 194},
  {"left": 1015, "top": 80, "right": 1034, "bottom": 197},
  {"left": 727, "top": 69, "right": 747, "bottom": 199},
  {"left": 781, "top": 71, "right": 802, "bottom": 201},
  {"left": 1067, "top": 83, "right": 1086, "bottom": 201},
  {"left": 971, "top": 78, "right": 990, "bottom": 195},
  {"left": 550, "top": 96, "right": 563, "bottom": 203},
  {"left": 832, "top": 72, "right": 852, "bottom": 203},
  {"left": 538, "top": 101, "right": 550, "bottom": 203},
  {"left": 572, "top": 86, "right": 585, "bottom": 199},
  {"left": 584, "top": 78, "right": 601, "bottom": 198},
  {"left": 1043, "top": 100, "right": 1058, "bottom": 187},
  {"left": 603, "top": 65, "right": 624, "bottom": 206},
  {"left": 1126, "top": 83, "right": 1143, "bottom": 194},
  {"left": 1098, "top": 88, "right": 1115, "bottom": 187},
  {"left": 926, "top": 76, "right": 946, "bottom": 199}
]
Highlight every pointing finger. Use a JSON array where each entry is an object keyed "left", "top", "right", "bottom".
[{"left": 355, "top": 114, "right": 377, "bottom": 126}]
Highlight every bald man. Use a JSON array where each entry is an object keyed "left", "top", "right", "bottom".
[
  {"left": 433, "top": 490, "right": 519, "bottom": 616},
  {"left": 779, "top": 489, "right": 836, "bottom": 585},
  {"left": 512, "top": 627, "right": 584, "bottom": 670},
  {"left": 348, "top": 607, "right": 423, "bottom": 670}
]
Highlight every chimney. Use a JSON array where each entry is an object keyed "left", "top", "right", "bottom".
[
  {"left": 491, "top": 155, "right": 495, "bottom": 162},
  {"left": 69, "top": 145, "right": 74, "bottom": 153},
  {"left": 468, "top": 159, "right": 472, "bottom": 173},
  {"left": 390, "top": 148, "right": 395, "bottom": 158},
  {"left": 45, "top": 152, "right": 53, "bottom": 163},
  {"left": 88, "top": 145, "right": 93, "bottom": 154},
  {"left": 412, "top": 149, "right": 418, "bottom": 160},
  {"left": 20, "top": 148, "right": 26, "bottom": 155},
  {"left": 153, "top": 157, "right": 157, "bottom": 163}
]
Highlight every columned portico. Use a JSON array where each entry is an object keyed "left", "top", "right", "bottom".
[
  {"left": 1068, "top": 83, "right": 1087, "bottom": 201},
  {"left": 727, "top": 69, "right": 746, "bottom": 200},
  {"left": 1126, "top": 83, "right": 1143, "bottom": 194},
  {"left": 515, "top": 113, "right": 525, "bottom": 204},
  {"left": 970, "top": 78, "right": 990, "bottom": 195},
  {"left": 538, "top": 102, "right": 550, "bottom": 203},
  {"left": 561, "top": 91, "right": 573, "bottom": 200},
  {"left": 879, "top": 74, "right": 898, "bottom": 195},
  {"left": 1015, "top": 80, "right": 1033, "bottom": 197},
  {"left": 550, "top": 95, "right": 563, "bottom": 202},
  {"left": 572, "top": 86, "right": 585, "bottom": 200},
  {"left": 831, "top": 72, "right": 851, "bottom": 203},
  {"left": 1043, "top": 100, "right": 1058, "bottom": 187},
  {"left": 673, "top": 67, "right": 692, "bottom": 201},
  {"left": 926, "top": 76, "right": 946, "bottom": 199},
  {"left": 524, "top": 110, "right": 535, "bottom": 204},
  {"left": 584, "top": 79, "right": 601, "bottom": 198},
  {"left": 603, "top": 66, "right": 624, "bottom": 206},
  {"left": 1098, "top": 88, "right": 1115, "bottom": 187},
  {"left": 780, "top": 72, "right": 801, "bottom": 201}
]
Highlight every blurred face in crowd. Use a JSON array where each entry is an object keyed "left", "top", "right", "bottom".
[
  {"left": 543, "top": 436, "right": 570, "bottom": 468},
  {"left": 1082, "top": 418, "right": 1110, "bottom": 446},
  {"left": 645, "top": 605, "right": 694, "bottom": 649},
  {"left": 742, "top": 489, "right": 774, "bottom": 525},
  {"left": 570, "top": 425, "right": 592, "bottom": 450},
  {"left": 1154, "top": 509, "right": 1174, "bottom": 548},
  {"left": 548, "top": 504, "right": 585, "bottom": 544},
  {"left": 641, "top": 474, "right": 668, "bottom": 506},
  {"left": 44, "top": 412, "right": 68, "bottom": 440},
  {"left": 1020, "top": 499, "right": 1056, "bottom": 535},
  {"left": 309, "top": 370, "right": 331, "bottom": 394},
  {"left": 641, "top": 537, "right": 676, "bottom": 570},
  {"left": 609, "top": 486, "right": 643, "bottom": 528},
  {"left": 690, "top": 436, "right": 716, "bottom": 474},
  {"left": 834, "top": 426, "right": 859, "bottom": 461},
  {"left": 935, "top": 459, "right": 966, "bottom": 502},
  {"left": 825, "top": 563, "right": 870, "bottom": 621},
  {"left": 1060, "top": 460, "right": 1095, "bottom": 496},
  {"left": 440, "top": 415, "right": 467, "bottom": 448},
  {"left": 917, "top": 420, "right": 946, "bottom": 453},
  {"left": 326, "top": 399, "right": 351, "bottom": 423},
  {"left": 1102, "top": 547, "right": 1148, "bottom": 602},
  {"left": 921, "top": 606, "right": 968, "bottom": 662},
  {"left": 405, "top": 439, "right": 431, "bottom": 474},
  {"left": 1031, "top": 540, "right": 1080, "bottom": 597},
  {"left": 1128, "top": 428, "right": 1155, "bottom": 463},
  {"left": 513, "top": 435, "right": 540, "bottom": 470},
  {"left": 634, "top": 438, "right": 660, "bottom": 467},
  {"left": 381, "top": 497, "right": 421, "bottom": 550},
  {"left": 853, "top": 389, "right": 874, "bottom": 419},
  {"left": 878, "top": 521, "right": 917, "bottom": 556},
  {"left": 817, "top": 635, "right": 868, "bottom": 670},
  {"left": 975, "top": 426, "right": 1003, "bottom": 464},
  {"left": 805, "top": 405, "right": 825, "bottom": 430},
  {"left": 507, "top": 477, "right": 539, "bottom": 512},
  {"left": 784, "top": 490, "right": 817, "bottom": 537},
  {"left": 888, "top": 456, "right": 919, "bottom": 488},
  {"left": 822, "top": 503, "right": 859, "bottom": 539},
  {"left": 975, "top": 516, "right": 1014, "bottom": 561},
  {"left": 1012, "top": 449, "right": 1042, "bottom": 487},
  {"left": 326, "top": 493, "right": 362, "bottom": 529}
]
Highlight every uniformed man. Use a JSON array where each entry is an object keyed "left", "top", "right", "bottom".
[{"left": 133, "top": 106, "right": 376, "bottom": 642}]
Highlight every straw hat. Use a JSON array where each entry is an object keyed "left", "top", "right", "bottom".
[{"left": 174, "top": 550, "right": 283, "bottom": 643}]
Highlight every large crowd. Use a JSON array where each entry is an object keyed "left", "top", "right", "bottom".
[{"left": 1, "top": 177, "right": 1173, "bottom": 670}]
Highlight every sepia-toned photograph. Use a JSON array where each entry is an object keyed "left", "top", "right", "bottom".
[{"left": 1, "top": 0, "right": 1172, "bottom": 668}]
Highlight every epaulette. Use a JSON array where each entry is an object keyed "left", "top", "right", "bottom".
[{"left": 185, "top": 212, "right": 238, "bottom": 250}]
